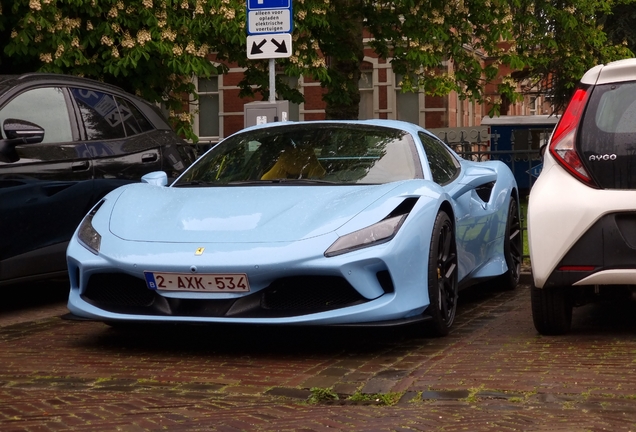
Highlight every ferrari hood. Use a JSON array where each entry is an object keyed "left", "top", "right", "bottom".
[{"left": 108, "top": 184, "right": 403, "bottom": 243}]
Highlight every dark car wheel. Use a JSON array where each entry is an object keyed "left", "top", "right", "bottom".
[
  {"left": 495, "top": 196, "right": 522, "bottom": 290},
  {"left": 426, "top": 210, "right": 458, "bottom": 337},
  {"left": 531, "top": 284, "right": 573, "bottom": 335}
]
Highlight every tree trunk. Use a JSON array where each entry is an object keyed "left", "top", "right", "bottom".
[{"left": 323, "top": 0, "right": 364, "bottom": 120}]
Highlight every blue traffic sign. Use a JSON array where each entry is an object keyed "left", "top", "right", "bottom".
[
  {"left": 527, "top": 163, "right": 543, "bottom": 178},
  {"left": 248, "top": 0, "right": 290, "bottom": 9},
  {"left": 246, "top": 0, "right": 293, "bottom": 35}
]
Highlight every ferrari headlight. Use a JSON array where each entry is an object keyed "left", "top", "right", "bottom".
[
  {"left": 325, "top": 214, "right": 406, "bottom": 257},
  {"left": 78, "top": 201, "right": 104, "bottom": 255}
]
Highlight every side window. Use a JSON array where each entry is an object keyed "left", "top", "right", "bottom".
[
  {"left": 419, "top": 132, "right": 460, "bottom": 185},
  {"left": 70, "top": 88, "right": 126, "bottom": 140},
  {"left": 0, "top": 87, "right": 73, "bottom": 143},
  {"left": 116, "top": 97, "right": 153, "bottom": 136}
]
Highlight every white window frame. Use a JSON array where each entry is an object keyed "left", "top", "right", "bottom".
[
  {"left": 192, "top": 73, "right": 223, "bottom": 143},
  {"left": 358, "top": 66, "right": 375, "bottom": 120}
]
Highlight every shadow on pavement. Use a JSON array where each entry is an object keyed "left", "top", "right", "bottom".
[
  {"left": 1, "top": 278, "right": 69, "bottom": 313},
  {"left": 71, "top": 280, "right": 636, "bottom": 358},
  {"left": 85, "top": 321, "right": 435, "bottom": 357},
  {"left": 573, "top": 300, "right": 636, "bottom": 335}
]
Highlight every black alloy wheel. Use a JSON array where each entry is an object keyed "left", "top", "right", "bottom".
[
  {"left": 426, "top": 210, "right": 458, "bottom": 337},
  {"left": 496, "top": 196, "right": 522, "bottom": 290}
]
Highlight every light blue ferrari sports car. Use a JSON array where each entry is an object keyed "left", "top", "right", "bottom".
[{"left": 66, "top": 120, "right": 520, "bottom": 336}]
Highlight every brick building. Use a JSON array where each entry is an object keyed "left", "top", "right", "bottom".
[{"left": 189, "top": 41, "right": 551, "bottom": 146}]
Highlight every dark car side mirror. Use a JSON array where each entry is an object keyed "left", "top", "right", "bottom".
[
  {"left": 0, "top": 118, "right": 45, "bottom": 163},
  {"left": 2, "top": 118, "right": 45, "bottom": 144}
]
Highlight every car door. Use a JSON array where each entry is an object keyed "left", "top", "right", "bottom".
[
  {"left": 0, "top": 86, "right": 93, "bottom": 284},
  {"left": 419, "top": 132, "right": 495, "bottom": 279}
]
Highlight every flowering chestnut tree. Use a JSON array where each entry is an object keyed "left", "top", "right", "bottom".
[
  {"left": 1, "top": 0, "right": 633, "bottom": 139},
  {"left": 507, "top": 0, "right": 634, "bottom": 112},
  {"left": 0, "top": 0, "right": 251, "bottom": 140}
]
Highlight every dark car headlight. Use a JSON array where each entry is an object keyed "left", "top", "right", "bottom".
[
  {"left": 325, "top": 214, "right": 407, "bottom": 257},
  {"left": 78, "top": 201, "right": 104, "bottom": 255}
]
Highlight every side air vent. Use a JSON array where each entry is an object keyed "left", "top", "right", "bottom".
[
  {"left": 387, "top": 197, "right": 419, "bottom": 218},
  {"left": 475, "top": 181, "right": 495, "bottom": 202}
]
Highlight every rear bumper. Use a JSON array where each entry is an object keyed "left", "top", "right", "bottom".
[
  {"left": 529, "top": 158, "right": 636, "bottom": 288},
  {"left": 542, "top": 212, "right": 636, "bottom": 288}
]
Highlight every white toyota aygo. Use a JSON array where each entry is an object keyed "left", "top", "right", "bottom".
[{"left": 529, "top": 58, "right": 636, "bottom": 335}]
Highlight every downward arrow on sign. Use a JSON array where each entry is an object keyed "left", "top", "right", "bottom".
[
  {"left": 271, "top": 38, "right": 288, "bottom": 53},
  {"left": 246, "top": 34, "right": 292, "bottom": 59},
  {"left": 250, "top": 39, "right": 267, "bottom": 55}
]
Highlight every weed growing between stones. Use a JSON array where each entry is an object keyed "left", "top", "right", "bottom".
[{"left": 308, "top": 387, "right": 339, "bottom": 404}]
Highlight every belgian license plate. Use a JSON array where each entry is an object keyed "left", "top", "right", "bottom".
[{"left": 144, "top": 272, "right": 250, "bottom": 292}]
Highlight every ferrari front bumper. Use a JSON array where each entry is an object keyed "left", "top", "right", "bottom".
[{"left": 66, "top": 229, "right": 432, "bottom": 326}]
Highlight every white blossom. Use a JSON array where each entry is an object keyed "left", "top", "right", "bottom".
[{"left": 101, "top": 35, "right": 113, "bottom": 46}]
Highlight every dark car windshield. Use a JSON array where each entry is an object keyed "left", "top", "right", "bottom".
[
  {"left": 173, "top": 123, "right": 421, "bottom": 186},
  {"left": 579, "top": 81, "right": 636, "bottom": 189}
]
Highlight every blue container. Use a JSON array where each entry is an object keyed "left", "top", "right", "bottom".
[{"left": 481, "top": 115, "right": 559, "bottom": 192}]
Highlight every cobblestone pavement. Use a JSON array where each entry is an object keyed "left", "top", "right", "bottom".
[{"left": 1, "top": 275, "right": 636, "bottom": 431}]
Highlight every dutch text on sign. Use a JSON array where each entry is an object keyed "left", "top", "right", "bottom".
[{"left": 248, "top": 9, "right": 291, "bottom": 34}]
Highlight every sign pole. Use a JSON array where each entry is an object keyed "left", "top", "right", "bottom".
[
  {"left": 244, "top": 0, "right": 292, "bottom": 125},
  {"left": 269, "top": 59, "right": 275, "bottom": 102}
]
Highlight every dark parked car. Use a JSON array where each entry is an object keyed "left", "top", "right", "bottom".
[{"left": 0, "top": 73, "right": 193, "bottom": 286}]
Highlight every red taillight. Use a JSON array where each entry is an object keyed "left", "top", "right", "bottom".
[{"left": 549, "top": 88, "right": 597, "bottom": 187}]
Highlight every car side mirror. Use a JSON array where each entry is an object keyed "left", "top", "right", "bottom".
[
  {"left": 141, "top": 171, "right": 168, "bottom": 187},
  {"left": 2, "top": 118, "right": 45, "bottom": 144},
  {"left": 0, "top": 118, "right": 45, "bottom": 163}
]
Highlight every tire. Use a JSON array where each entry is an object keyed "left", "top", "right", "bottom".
[
  {"left": 495, "top": 197, "right": 522, "bottom": 290},
  {"left": 426, "top": 211, "right": 459, "bottom": 337},
  {"left": 531, "top": 284, "right": 573, "bottom": 335}
]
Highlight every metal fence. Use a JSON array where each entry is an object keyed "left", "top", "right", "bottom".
[{"left": 452, "top": 144, "right": 542, "bottom": 189}]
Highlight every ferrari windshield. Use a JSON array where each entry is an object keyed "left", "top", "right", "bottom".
[{"left": 174, "top": 123, "right": 421, "bottom": 186}]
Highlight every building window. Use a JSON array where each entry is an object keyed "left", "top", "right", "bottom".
[
  {"left": 358, "top": 65, "right": 374, "bottom": 120},
  {"left": 528, "top": 97, "right": 538, "bottom": 115},
  {"left": 395, "top": 74, "right": 419, "bottom": 125},
  {"left": 194, "top": 76, "right": 220, "bottom": 140}
]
